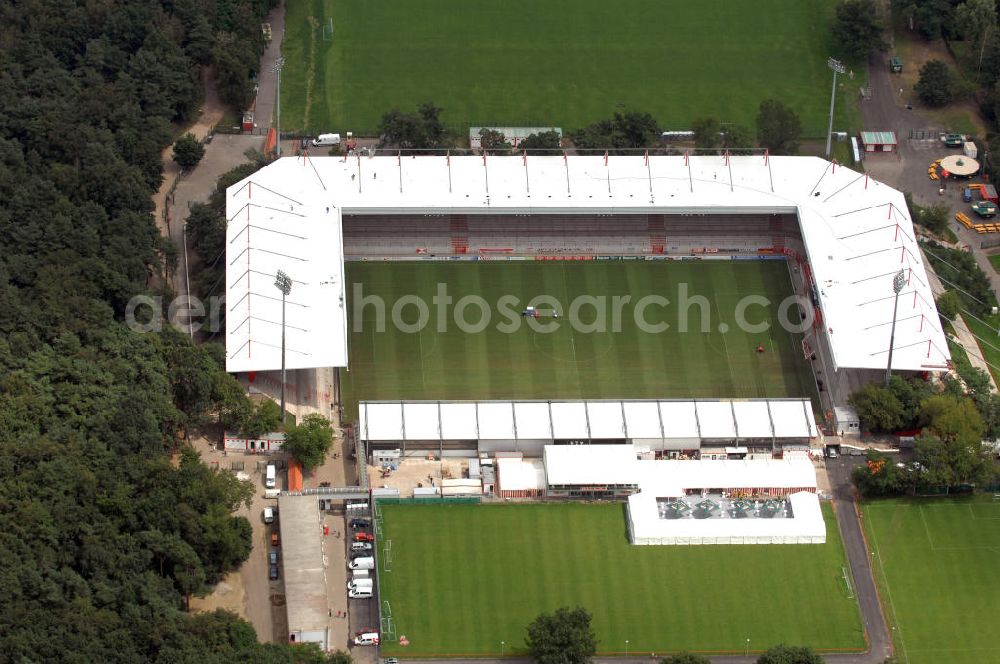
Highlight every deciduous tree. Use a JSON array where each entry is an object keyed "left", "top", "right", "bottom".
[
  {"left": 756, "top": 644, "right": 825, "bottom": 664},
  {"left": 282, "top": 413, "right": 335, "bottom": 470},
  {"left": 756, "top": 99, "right": 802, "bottom": 154},
  {"left": 173, "top": 133, "right": 206, "bottom": 170},
  {"left": 692, "top": 116, "right": 721, "bottom": 150},
  {"left": 833, "top": 0, "right": 887, "bottom": 62},
  {"left": 916, "top": 60, "right": 954, "bottom": 107},
  {"left": 525, "top": 606, "right": 597, "bottom": 664}
]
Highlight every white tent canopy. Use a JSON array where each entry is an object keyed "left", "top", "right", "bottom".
[
  {"left": 627, "top": 490, "right": 826, "bottom": 545},
  {"left": 358, "top": 399, "right": 817, "bottom": 443}
]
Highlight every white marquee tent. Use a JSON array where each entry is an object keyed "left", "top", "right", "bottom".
[{"left": 358, "top": 398, "right": 817, "bottom": 445}]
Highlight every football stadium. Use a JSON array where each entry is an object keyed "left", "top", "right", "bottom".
[{"left": 226, "top": 153, "right": 948, "bottom": 654}]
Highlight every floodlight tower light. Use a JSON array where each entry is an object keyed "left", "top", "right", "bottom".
[
  {"left": 273, "top": 57, "right": 285, "bottom": 157},
  {"left": 825, "top": 57, "right": 847, "bottom": 158},
  {"left": 274, "top": 269, "right": 292, "bottom": 419},
  {"left": 885, "top": 269, "right": 906, "bottom": 386}
]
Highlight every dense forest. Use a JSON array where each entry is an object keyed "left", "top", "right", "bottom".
[{"left": 0, "top": 1, "right": 339, "bottom": 661}]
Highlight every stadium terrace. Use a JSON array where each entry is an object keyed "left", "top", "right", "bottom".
[{"left": 226, "top": 154, "right": 949, "bottom": 384}]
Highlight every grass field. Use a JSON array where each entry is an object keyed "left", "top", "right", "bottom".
[
  {"left": 281, "top": 0, "right": 849, "bottom": 135},
  {"left": 342, "top": 261, "right": 818, "bottom": 417},
  {"left": 861, "top": 496, "right": 1000, "bottom": 664},
  {"left": 988, "top": 253, "right": 1000, "bottom": 272},
  {"left": 376, "top": 502, "right": 863, "bottom": 656}
]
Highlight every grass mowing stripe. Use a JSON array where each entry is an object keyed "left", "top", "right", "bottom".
[
  {"left": 343, "top": 261, "right": 819, "bottom": 417},
  {"left": 282, "top": 0, "right": 845, "bottom": 135},
  {"left": 861, "top": 497, "right": 1000, "bottom": 664},
  {"left": 378, "top": 502, "right": 862, "bottom": 656}
]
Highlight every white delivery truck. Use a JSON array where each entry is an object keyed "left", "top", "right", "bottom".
[
  {"left": 348, "top": 556, "right": 375, "bottom": 570},
  {"left": 351, "top": 569, "right": 370, "bottom": 579},
  {"left": 312, "top": 133, "right": 341, "bottom": 146},
  {"left": 265, "top": 464, "right": 276, "bottom": 489},
  {"left": 353, "top": 632, "right": 379, "bottom": 646},
  {"left": 348, "top": 588, "right": 373, "bottom": 599},
  {"left": 348, "top": 578, "right": 374, "bottom": 591}
]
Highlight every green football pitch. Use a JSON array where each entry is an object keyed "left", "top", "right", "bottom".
[
  {"left": 862, "top": 497, "right": 1000, "bottom": 664},
  {"left": 281, "top": 0, "right": 845, "bottom": 135},
  {"left": 375, "top": 502, "right": 864, "bottom": 656},
  {"left": 342, "top": 261, "right": 818, "bottom": 416}
]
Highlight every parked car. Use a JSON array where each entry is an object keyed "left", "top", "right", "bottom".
[
  {"left": 269, "top": 549, "right": 279, "bottom": 565},
  {"left": 271, "top": 530, "right": 280, "bottom": 547},
  {"left": 353, "top": 532, "right": 375, "bottom": 542},
  {"left": 269, "top": 564, "right": 279, "bottom": 580},
  {"left": 349, "top": 518, "right": 371, "bottom": 529},
  {"left": 353, "top": 631, "right": 379, "bottom": 646},
  {"left": 263, "top": 507, "right": 275, "bottom": 524},
  {"left": 351, "top": 541, "right": 373, "bottom": 552}
]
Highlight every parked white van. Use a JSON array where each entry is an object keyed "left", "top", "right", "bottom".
[
  {"left": 348, "top": 579, "right": 374, "bottom": 591},
  {"left": 348, "top": 556, "right": 374, "bottom": 570},
  {"left": 265, "top": 464, "right": 276, "bottom": 489},
  {"left": 353, "top": 632, "right": 379, "bottom": 646},
  {"left": 351, "top": 569, "right": 370, "bottom": 579},
  {"left": 348, "top": 588, "right": 373, "bottom": 599},
  {"left": 262, "top": 507, "right": 275, "bottom": 524},
  {"left": 312, "top": 133, "right": 341, "bottom": 146},
  {"left": 264, "top": 489, "right": 280, "bottom": 499}
]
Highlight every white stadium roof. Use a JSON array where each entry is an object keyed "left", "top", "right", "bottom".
[
  {"left": 357, "top": 399, "right": 817, "bottom": 443},
  {"left": 226, "top": 154, "right": 948, "bottom": 373}
]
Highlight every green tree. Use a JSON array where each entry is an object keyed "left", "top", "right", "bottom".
[
  {"left": 833, "top": 0, "right": 887, "bottom": 62},
  {"left": 722, "top": 124, "right": 755, "bottom": 153},
  {"left": 916, "top": 60, "right": 954, "bottom": 107},
  {"left": 893, "top": 0, "right": 952, "bottom": 40},
  {"left": 571, "top": 110, "right": 660, "bottom": 153},
  {"left": 756, "top": 99, "right": 802, "bottom": 154},
  {"left": 756, "top": 644, "right": 825, "bottom": 664},
  {"left": 954, "top": 0, "right": 997, "bottom": 76},
  {"left": 282, "top": 413, "right": 335, "bottom": 470},
  {"left": 661, "top": 654, "right": 712, "bottom": 664},
  {"left": 519, "top": 130, "right": 562, "bottom": 154},
  {"left": 479, "top": 128, "right": 512, "bottom": 154},
  {"left": 691, "top": 116, "right": 721, "bottom": 150},
  {"left": 525, "top": 606, "right": 597, "bottom": 664},
  {"left": 242, "top": 399, "right": 283, "bottom": 438},
  {"left": 173, "top": 132, "right": 205, "bottom": 170},
  {"left": 935, "top": 290, "right": 961, "bottom": 321},
  {"left": 378, "top": 102, "right": 448, "bottom": 149},
  {"left": 852, "top": 450, "right": 911, "bottom": 496},
  {"left": 849, "top": 383, "right": 905, "bottom": 432}
]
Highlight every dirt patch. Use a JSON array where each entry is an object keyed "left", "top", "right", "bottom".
[
  {"left": 190, "top": 572, "right": 247, "bottom": 618},
  {"left": 893, "top": 33, "right": 987, "bottom": 134}
]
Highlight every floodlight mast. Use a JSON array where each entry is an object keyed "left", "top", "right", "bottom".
[
  {"left": 273, "top": 57, "right": 285, "bottom": 157},
  {"left": 274, "top": 270, "right": 292, "bottom": 419},
  {"left": 885, "top": 269, "right": 906, "bottom": 386},
  {"left": 825, "top": 57, "right": 847, "bottom": 158}
]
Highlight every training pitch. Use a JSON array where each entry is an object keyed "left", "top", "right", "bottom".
[
  {"left": 375, "top": 502, "right": 863, "bottom": 656},
  {"left": 862, "top": 496, "right": 1000, "bottom": 664},
  {"left": 342, "top": 261, "right": 818, "bottom": 416},
  {"left": 282, "top": 0, "right": 841, "bottom": 134}
]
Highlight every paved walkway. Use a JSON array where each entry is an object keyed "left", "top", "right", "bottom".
[
  {"left": 921, "top": 247, "right": 999, "bottom": 389},
  {"left": 253, "top": 2, "right": 287, "bottom": 133}
]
